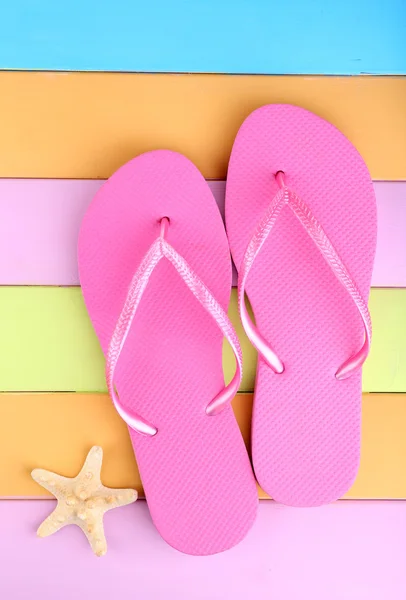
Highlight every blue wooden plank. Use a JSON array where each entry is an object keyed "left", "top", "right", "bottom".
[{"left": 1, "top": 1, "right": 405, "bottom": 74}]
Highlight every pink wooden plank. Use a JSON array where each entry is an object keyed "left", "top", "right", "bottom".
[
  {"left": 0, "top": 180, "right": 404, "bottom": 286},
  {"left": 0, "top": 500, "right": 405, "bottom": 599},
  {"left": 374, "top": 182, "right": 406, "bottom": 287}
]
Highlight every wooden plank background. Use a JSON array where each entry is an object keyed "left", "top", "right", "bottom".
[
  {"left": 1, "top": 393, "right": 405, "bottom": 499},
  {"left": 1, "top": 1, "right": 405, "bottom": 74},
  {"left": 0, "top": 180, "right": 405, "bottom": 287},
  {"left": 0, "top": 74, "right": 405, "bottom": 179}
]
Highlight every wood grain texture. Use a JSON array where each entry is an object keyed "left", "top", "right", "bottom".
[
  {"left": 0, "top": 73, "right": 405, "bottom": 179},
  {"left": 0, "top": 287, "right": 404, "bottom": 393},
  {"left": 1, "top": 501, "right": 405, "bottom": 600},
  {"left": 0, "top": 179, "right": 404, "bottom": 287},
  {"left": 1, "top": 1, "right": 405, "bottom": 74},
  {"left": 1, "top": 393, "right": 405, "bottom": 499}
]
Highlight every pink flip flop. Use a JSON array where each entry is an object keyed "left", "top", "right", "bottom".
[
  {"left": 226, "top": 105, "right": 377, "bottom": 507},
  {"left": 78, "top": 150, "right": 257, "bottom": 555}
]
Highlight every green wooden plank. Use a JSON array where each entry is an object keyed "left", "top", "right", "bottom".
[
  {"left": 363, "top": 289, "right": 406, "bottom": 392},
  {"left": 1, "top": 287, "right": 105, "bottom": 392},
  {"left": 0, "top": 287, "right": 404, "bottom": 393}
]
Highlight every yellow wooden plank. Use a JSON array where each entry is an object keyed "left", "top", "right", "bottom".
[
  {"left": 1, "top": 393, "right": 405, "bottom": 499},
  {"left": 0, "top": 73, "right": 405, "bottom": 179}
]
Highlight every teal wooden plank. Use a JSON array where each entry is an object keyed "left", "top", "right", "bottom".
[{"left": 1, "top": 1, "right": 405, "bottom": 74}]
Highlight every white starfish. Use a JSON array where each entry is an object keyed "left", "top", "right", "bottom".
[{"left": 31, "top": 446, "right": 137, "bottom": 556}]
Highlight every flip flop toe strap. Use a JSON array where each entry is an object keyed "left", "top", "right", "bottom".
[
  {"left": 106, "top": 218, "right": 243, "bottom": 436},
  {"left": 238, "top": 172, "right": 372, "bottom": 380}
]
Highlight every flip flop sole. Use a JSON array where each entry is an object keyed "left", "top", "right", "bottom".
[
  {"left": 79, "top": 150, "right": 257, "bottom": 554},
  {"left": 226, "top": 105, "right": 377, "bottom": 506}
]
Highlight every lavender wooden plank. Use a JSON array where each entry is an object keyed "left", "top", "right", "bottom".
[
  {"left": 0, "top": 500, "right": 405, "bottom": 599},
  {"left": 374, "top": 182, "right": 406, "bottom": 286},
  {"left": 0, "top": 180, "right": 404, "bottom": 286}
]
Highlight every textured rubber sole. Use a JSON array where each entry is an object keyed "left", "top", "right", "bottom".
[
  {"left": 226, "top": 105, "right": 377, "bottom": 507},
  {"left": 79, "top": 150, "right": 257, "bottom": 554}
]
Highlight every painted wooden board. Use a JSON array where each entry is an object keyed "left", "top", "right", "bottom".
[
  {"left": 0, "top": 180, "right": 405, "bottom": 287},
  {"left": 228, "top": 289, "right": 406, "bottom": 395},
  {"left": 0, "top": 287, "right": 404, "bottom": 393},
  {"left": 0, "top": 74, "right": 406, "bottom": 180},
  {"left": 1, "top": 1, "right": 405, "bottom": 74},
  {"left": 1, "top": 393, "right": 406, "bottom": 499},
  {"left": 1, "top": 501, "right": 405, "bottom": 600},
  {"left": 1, "top": 501, "right": 406, "bottom": 600}
]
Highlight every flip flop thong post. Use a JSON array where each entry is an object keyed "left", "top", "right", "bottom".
[
  {"left": 78, "top": 150, "right": 257, "bottom": 555},
  {"left": 226, "top": 105, "right": 377, "bottom": 507}
]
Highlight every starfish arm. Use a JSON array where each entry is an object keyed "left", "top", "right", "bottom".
[
  {"left": 76, "top": 446, "right": 103, "bottom": 491},
  {"left": 79, "top": 515, "right": 108, "bottom": 557},
  {"left": 31, "top": 469, "right": 69, "bottom": 497},
  {"left": 100, "top": 487, "right": 138, "bottom": 513},
  {"left": 37, "top": 504, "right": 71, "bottom": 537}
]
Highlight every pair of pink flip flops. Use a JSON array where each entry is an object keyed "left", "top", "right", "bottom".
[{"left": 78, "top": 105, "right": 377, "bottom": 555}]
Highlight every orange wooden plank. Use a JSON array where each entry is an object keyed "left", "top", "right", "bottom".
[
  {"left": 0, "top": 73, "right": 405, "bottom": 179},
  {"left": 1, "top": 393, "right": 405, "bottom": 499}
]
